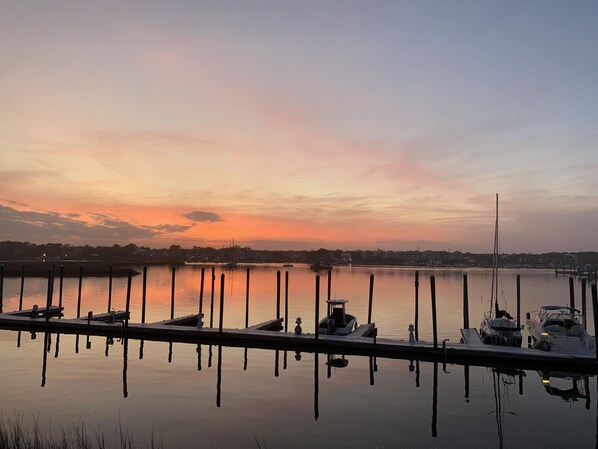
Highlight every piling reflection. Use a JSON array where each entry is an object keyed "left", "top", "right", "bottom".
[
  {"left": 123, "top": 338, "right": 128, "bottom": 398},
  {"left": 314, "top": 352, "right": 319, "bottom": 421},
  {"left": 54, "top": 333, "right": 60, "bottom": 358},
  {"left": 216, "top": 344, "right": 222, "bottom": 408},
  {"left": 432, "top": 362, "right": 438, "bottom": 438},
  {"left": 41, "top": 332, "right": 49, "bottom": 387}
]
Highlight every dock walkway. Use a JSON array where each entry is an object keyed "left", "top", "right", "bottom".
[{"left": 0, "top": 311, "right": 596, "bottom": 374}]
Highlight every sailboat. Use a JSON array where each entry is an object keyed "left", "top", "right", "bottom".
[{"left": 479, "top": 194, "right": 522, "bottom": 347}]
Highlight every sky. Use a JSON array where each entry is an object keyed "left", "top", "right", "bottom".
[{"left": 1, "top": 1, "right": 597, "bottom": 253}]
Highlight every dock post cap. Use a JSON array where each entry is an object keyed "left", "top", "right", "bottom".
[
  {"left": 408, "top": 324, "right": 415, "bottom": 343},
  {"left": 295, "top": 317, "right": 302, "bottom": 335}
]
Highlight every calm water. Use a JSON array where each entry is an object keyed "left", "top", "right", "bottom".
[{"left": 0, "top": 265, "right": 595, "bottom": 448}]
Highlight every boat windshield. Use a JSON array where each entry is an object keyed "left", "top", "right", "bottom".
[{"left": 540, "top": 310, "right": 583, "bottom": 327}]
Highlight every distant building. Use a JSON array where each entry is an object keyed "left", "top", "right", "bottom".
[{"left": 341, "top": 252, "right": 352, "bottom": 264}]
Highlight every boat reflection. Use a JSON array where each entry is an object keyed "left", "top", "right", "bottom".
[
  {"left": 539, "top": 371, "right": 592, "bottom": 409},
  {"left": 487, "top": 368, "right": 526, "bottom": 449}
]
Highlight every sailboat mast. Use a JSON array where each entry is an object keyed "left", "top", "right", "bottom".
[{"left": 491, "top": 193, "right": 499, "bottom": 316}]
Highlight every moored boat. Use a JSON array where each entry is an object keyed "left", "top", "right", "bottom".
[
  {"left": 526, "top": 306, "right": 595, "bottom": 353},
  {"left": 479, "top": 194, "right": 522, "bottom": 347},
  {"left": 310, "top": 261, "right": 333, "bottom": 271},
  {"left": 318, "top": 299, "right": 357, "bottom": 335}
]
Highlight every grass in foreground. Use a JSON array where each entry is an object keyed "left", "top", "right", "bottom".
[{"left": 0, "top": 414, "right": 163, "bottom": 449}]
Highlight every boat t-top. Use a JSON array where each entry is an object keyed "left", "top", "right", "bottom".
[
  {"left": 526, "top": 306, "right": 595, "bottom": 353},
  {"left": 318, "top": 299, "right": 357, "bottom": 336}
]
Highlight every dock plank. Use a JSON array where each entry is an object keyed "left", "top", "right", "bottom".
[
  {"left": 460, "top": 328, "right": 485, "bottom": 346},
  {"left": 152, "top": 314, "right": 200, "bottom": 326},
  {"left": 5, "top": 306, "right": 63, "bottom": 318},
  {"left": 347, "top": 323, "right": 376, "bottom": 338},
  {"left": 66, "top": 310, "right": 129, "bottom": 322},
  {"left": 246, "top": 318, "right": 283, "bottom": 331}
]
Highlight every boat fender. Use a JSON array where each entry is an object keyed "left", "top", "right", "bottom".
[
  {"left": 526, "top": 312, "right": 530, "bottom": 320},
  {"left": 538, "top": 340, "right": 551, "bottom": 352}
]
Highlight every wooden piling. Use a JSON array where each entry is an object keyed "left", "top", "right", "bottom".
[
  {"left": 327, "top": 270, "right": 332, "bottom": 315},
  {"left": 125, "top": 270, "right": 132, "bottom": 328},
  {"left": 210, "top": 267, "right": 215, "bottom": 328},
  {"left": 141, "top": 266, "right": 147, "bottom": 324},
  {"left": 199, "top": 267, "right": 206, "bottom": 315},
  {"left": 0, "top": 265, "right": 4, "bottom": 313},
  {"left": 45, "top": 269, "right": 53, "bottom": 324},
  {"left": 76, "top": 266, "right": 83, "bottom": 318},
  {"left": 414, "top": 271, "right": 419, "bottom": 341},
  {"left": 19, "top": 265, "right": 25, "bottom": 311},
  {"left": 218, "top": 273, "right": 225, "bottom": 333},
  {"left": 244, "top": 268, "right": 250, "bottom": 327},
  {"left": 276, "top": 270, "right": 281, "bottom": 320},
  {"left": 516, "top": 274, "right": 521, "bottom": 329},
  {"left": 58, "top": 266, "right": 64, "bottom": 308},
  {"left": 462, "top": 274, "right": 469, "bottom": 329},
  {"left": 591, "top": 283, "right": 598, "bottom": 361},
  {"left": 431, "top": 275, "right": 438, "bottom": 350},
  {"left": 284, "top": 271, "right": 289, "bottom": 332},
  {"left": 581, "top": 277, "right": 587, "bottom": 330},
  {"left": 368, "top": 273, "right": 374, "bottom": 324},
  {"left": 569, "top": 276, "right": 575, "bottom": 309},
  {"left": 170, "top": 266, "right": 176, "bottom": 320},
  {"left": 315, "top": 274, "right": 320, "bottom": 340},
  {"left": 107, "top": 266, "right": 113, "bottom": 313}
]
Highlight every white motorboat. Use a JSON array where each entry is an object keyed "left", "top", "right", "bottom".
[
  {"left": 479, "top": 194, "right": 522, "bottom": 347},
  {"left": 526, "top": 305, "right": 595, "bottom": 353},
  {"left": 318, "top": 299, "right": 357, "bottom": 336}
]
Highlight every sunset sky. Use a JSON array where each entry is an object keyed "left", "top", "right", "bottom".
[{"left": 1, "top": 1, "right": 597, "bottom": 252}]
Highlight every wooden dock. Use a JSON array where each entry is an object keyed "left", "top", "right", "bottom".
[
  {"left": 1, "top": 264, "right": 597, "bottom": 375},
  {"left": 0, "top": 311, "right": 596, "bottom": 374}
]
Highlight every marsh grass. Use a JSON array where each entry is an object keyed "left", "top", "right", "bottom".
[{"left": 0, "top": 414, "right": 163, "bottom": 449}]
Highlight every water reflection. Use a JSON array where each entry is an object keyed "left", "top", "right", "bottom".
[
  {"left": 9, "top": 329, "right": 598, "bottom": 448},
  {"left": 539, "top": 371, "right": 591, "bottom": 408},
  {"left": 123, "top": 338, "right": 128, "bottom": 398},
  {"left": 41, "top": 332, "right": 49, "bottom": 387},
  {"left": 490, "top": 369, "right": 522, "bottom": 449},
  {"left": 216, "top": 344, "right": 222, "bottom": 408}
]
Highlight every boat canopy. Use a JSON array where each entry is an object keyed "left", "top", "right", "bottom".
[{"left": 326, "top": 299, "right": 348, "bottom": 305}]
